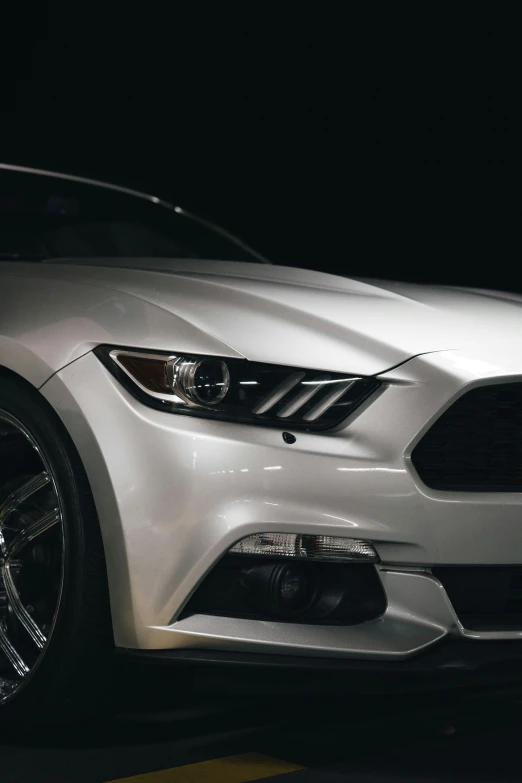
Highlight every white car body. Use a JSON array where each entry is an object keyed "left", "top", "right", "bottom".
[{"left": 2, "top": 164, "right": 522, "bottom": 683}]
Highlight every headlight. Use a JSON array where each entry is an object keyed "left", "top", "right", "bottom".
[
  {"left": 94, "top": 346, "right": 381, "bottom": 430},
  {"left": 172, "top": 357, "right": 231, "bottom": 405}
]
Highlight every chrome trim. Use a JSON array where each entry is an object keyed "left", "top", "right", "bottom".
[
  {"left": 1, "top": 503, "right": 55, "bottom": 649},
  {"left": 0, "top": 620, "right": 29, "bottom": 677},
  {"left": 0, "top": 472, "right": 50, "bottom": 557},
  {"left": 2, "top": 566, "right": 46, "bottom": 648},
  {"left": 0, "top": 411, "right": 65, "bottom": 705},
  {"left": 8, "top": 508, "right": 60, "bottom": 560}
]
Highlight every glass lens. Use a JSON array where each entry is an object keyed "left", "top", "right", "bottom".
[
  {"left": 229, "top": 533, "right": 378, "bottom": 562},
  {"left": 191, "top": 359, "right": 230, "bottom": 404},
  {"left": 275, "top": 564, "right": 316, "bottom": 615},
  {"left": 280, "top": 569, "right": 303, "bottom": 601},
  {"left": 116, "top": 355, "right": 171, "bottom": 394}
]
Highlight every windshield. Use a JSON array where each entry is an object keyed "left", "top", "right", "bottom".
[{"left": 0, "top": 169, "right": 266, "bottom": 264}]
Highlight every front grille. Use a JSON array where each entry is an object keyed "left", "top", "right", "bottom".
[
  {"left": 412, "top": 382, "right": 522, "bottom": 491},
  {"left": 434, "top": 567, "right": 522, "bottom": 631}
]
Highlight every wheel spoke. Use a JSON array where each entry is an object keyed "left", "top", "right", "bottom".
[
  {"left": 0, "top": 619, "right": 29, "bottom": 677},
  {"left": 7, "top": 509, "right": 60, "bottom": 560},
  {"left": 1, "top": 564, "right": 47, "bottom": 648},
  {"left": 0, "top": 472, "right": 51, "bottom": 521},
  {"left": 0, "top": 472, "right": 50, "bottom": 556},
  {"left": 0, "top": 414, "right": 64, "bottom": 703},
  {"left": 1, "top": 508, "right": 59, "bottom": 649}
]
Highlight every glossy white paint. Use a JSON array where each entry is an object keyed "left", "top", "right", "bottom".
[
  {"left": 5, "top": 259, "right": 522, "bottom": 385},
  {"left": 37, "top": 346, "right": 522, "bottom": 655},
  {"left": 4, "top": 253, "right": 522, "bottom": 658}
]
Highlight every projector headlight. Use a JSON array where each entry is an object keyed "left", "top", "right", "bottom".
[
  {"left": 95, "top": 345, "right": 380, "bottom": 430},
  {"left": 172, "top": 357, "right": 231, "bottom": 406}
]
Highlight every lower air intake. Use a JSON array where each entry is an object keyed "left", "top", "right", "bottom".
[{"left": 434, "top": 567, "right": 522, "bottom": 631}]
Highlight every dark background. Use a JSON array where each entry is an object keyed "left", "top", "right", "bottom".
[{"left": 1, "top": 6, "right": 516, "bottom": 288}]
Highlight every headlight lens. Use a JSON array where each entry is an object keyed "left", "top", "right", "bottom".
[
  {"left": 173, "top": 358, "right": 231, "bottom": 405},
  {"left": 95, "top": 346, "right": 380, "bottom": 430}
]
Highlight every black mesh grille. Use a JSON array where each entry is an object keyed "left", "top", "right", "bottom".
[
  {"left": 412, "top": 382, "right": 522, "bottom": 491},
  {"left": 434, "top": 567, "right": 522, "bottom": 631}
]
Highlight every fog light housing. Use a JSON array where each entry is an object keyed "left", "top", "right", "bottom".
[
  {"left": 229, "top": 533, "right": 379, "bottom": 563},
  {"left": 179, "top": 556, "right": 387, "bottom": 625},
  {"left": 242, "top": 562, "right": 319, "bottom": 618}
]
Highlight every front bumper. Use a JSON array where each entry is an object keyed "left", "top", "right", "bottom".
[
  {"left": 40, "top": 348, "right": 522, "bottom": 662},
  {"left": 120, "top": 640, "right": 522, "bottom": 693}
]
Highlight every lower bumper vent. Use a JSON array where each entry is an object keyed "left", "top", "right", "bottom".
[{"left": 434, "top": 567, "right": 522, "bottom": 631}]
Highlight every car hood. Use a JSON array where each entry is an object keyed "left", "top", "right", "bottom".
[{"left": 8, "top": 258, "right": 522, "bottom": 378}]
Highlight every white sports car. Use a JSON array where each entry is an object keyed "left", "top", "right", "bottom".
[{"left": 1, "top": 163, "right": 522, "bottom": 719}]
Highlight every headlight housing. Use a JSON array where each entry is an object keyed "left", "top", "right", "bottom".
[{"left": 94, "top": 346, "right": 380, "bottom": 430}]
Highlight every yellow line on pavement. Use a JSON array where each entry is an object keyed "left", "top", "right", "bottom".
[{"left": 105, "top": 752, "right": 305, "bottom": 782}]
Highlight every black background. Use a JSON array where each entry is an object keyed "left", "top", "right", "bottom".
[{"left": 1, "top": 5, "right": 516, "bottom": 288}]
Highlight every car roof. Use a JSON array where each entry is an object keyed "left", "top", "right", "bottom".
[
  {"left": 0, "top": 163, "right": 270, "bottom": 264},
  {"left": 0, "top": 162, "right": 174, "bottom": 209}
]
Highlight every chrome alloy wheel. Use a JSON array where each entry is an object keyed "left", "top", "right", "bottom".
[{"left": 0, "top": 411, "right": 64, "bottom": 705}]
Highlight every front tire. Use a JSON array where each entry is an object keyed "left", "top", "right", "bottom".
[{"left": 0, "top": 375, "right": 113, "bottom": 722}]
